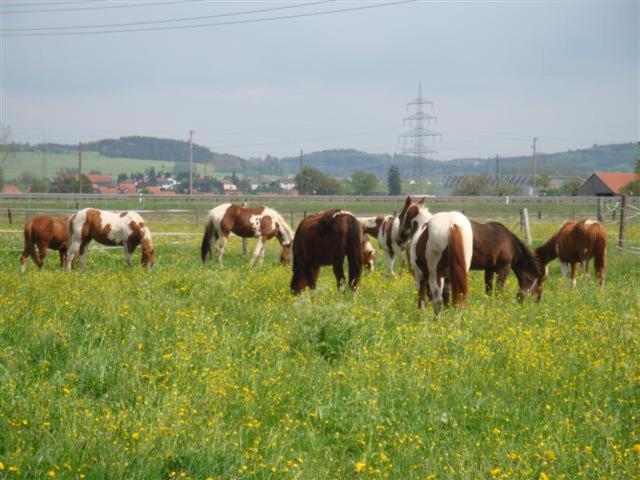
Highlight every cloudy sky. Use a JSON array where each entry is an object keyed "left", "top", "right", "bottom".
[{"left": 1, "top": 0, "right": 638, "bottom": 160}]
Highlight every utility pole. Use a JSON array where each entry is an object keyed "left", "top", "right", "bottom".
[
  {"left": 78, "top": 142, "right": 83, "bottom": 195},
  {"left": 399, "top": 82, "right": 441, "bottom": 195},
  {"left": 531, "top": 137, "right": 538, "bottom": 196},
  {"left": 299, "top": 149, "right": 304, "bottom": 195},
  {"left": 496, "top": 153, "right": 500, "bottom": 195},
  {"left": 188, "top": 130, "right": 194, "bottom": 195}
]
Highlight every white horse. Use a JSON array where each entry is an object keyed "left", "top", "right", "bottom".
[
  {"left": 201, "top": 203, "right": 294, "bottom": 266},
  {"left": 396, "top": 196, "right": 472, "bottom": 315},
  {"left": 65, "top": 208, "right": 154, "bottom": 271}
]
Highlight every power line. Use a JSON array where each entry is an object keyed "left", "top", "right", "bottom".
[
  {"left": 0, "top": 0, "right": 203, "bottom": 14},
  {"left": 1, "top": 0, "right": 417, "bottom": 37},
  {"left": 3, "top": 0, "right": 335, "bottom": 32},
  {"left": 2, "top": 1, "right": 104, "bottom": 7}
]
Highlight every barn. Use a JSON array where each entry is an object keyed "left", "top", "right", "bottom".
[{"left": 577, "top": 172, "right": 639, "bottom": 196}]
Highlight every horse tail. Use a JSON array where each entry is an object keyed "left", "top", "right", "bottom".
[
  {"left": 21, "top": 220, "right": 37, "bottom": 269},
  {"left": 201, "top": 218, "right": 216, "bottom": 263},
  {"left": 448, "top": 223, "right": 469, "bottom": 306},
  {"left": 346, "top": 216, "right": 363, "bottom": 289},
  {"left": 592, "top": 222, "right": 607, "bottom": 285}
]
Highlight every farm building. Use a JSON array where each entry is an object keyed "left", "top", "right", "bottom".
[{"left": 577, "top": 172, "right": 639, "bottom": 196}]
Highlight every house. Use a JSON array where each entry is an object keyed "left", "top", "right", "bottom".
[
  {"left": 221, "top": 179, "right": 237, "bottom": 191},
  {"left": 144, "top": 186, "right": 176, "bottom": 196},
  {"left": 1, "top": 184, "right": 21, "bottom": 194},
  {"left": 278, "top": 181, "right": 296, "bottom": 191},
  {"left": 577, "top": 172, "right": 640, "bottom": 196},
  {"left": 87, "top": 174, "right": 113, "bottom": 186},
  {"left": 117, "top": 182, "right": 138, "bottom": 194}
]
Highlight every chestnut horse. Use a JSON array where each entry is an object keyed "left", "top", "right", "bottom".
[
  {"left": 470, "top": 220, "right": 542, "bottom": 301},
  {"left": 65, "top": 209, "right": 154, "bottom": 271},
  {"left": 290, "top": 210, "right": 364, "bottom": 294},
  {"left": 535, "top": 219, "right": 607, "bottom": 287},
  {"left": 398, "top": 196, "right": 473, "bottom": 315},
  {"left": 201, "top": 203, "right": 294, "bottom": 266},
  {"left": 362, "top": 234, "right": 376, "bottom": 272},
  {"left": 358, "top": 215, "right": 407, "bottom": 275},
  {"left": 20, "top": 215, "right": 69, "bottom": 272}
]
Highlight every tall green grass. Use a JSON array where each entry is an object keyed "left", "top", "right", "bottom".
[{"left": 0, "top": 220, "right": 638, "bottom": 479}]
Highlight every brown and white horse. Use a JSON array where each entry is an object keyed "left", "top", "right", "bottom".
[
  {"left": 358, "top": 215, "right": 407, "bottom": 275},
  {"left": 361, "top": 234, "right": 376, "bottom": 271},
  {"left": 535, "top": 219, "right": 607, "bottom": 287},
  {"left": 470, "top": 220, "right": 542, "bottom": 301},
  {"left": 64, "top": 209, "right": 154, "bottom": 271},
  {"left": 398, "top": 196, "right": 473, "bottom": 315},
  {"left": 290, "top": 209, "right": 364, "bottom": 294},
  {"left": 201, "top": 203, "right": 294, "bottom": 266},
  {"left": 20, "top": 215, "right": 69, "bottom": 271}
]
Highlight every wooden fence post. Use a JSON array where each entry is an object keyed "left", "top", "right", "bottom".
[
  {"left": 290, "top": 211, "right": 294, "bottom": 229},
  {"left": 7, "top": 208, "right": 12, "bottom": 225},
  {"left": 597, "top": 197, "right": 604, "bottom": 223},
  {"left": 195, "top": 208, "right": 199, "bottom": 229},
  {"left": 522, "top": 208, "right": 532, "bottom": 245},
  {"left": 618, "top": 195, "right": 627, "bottom": 249}
]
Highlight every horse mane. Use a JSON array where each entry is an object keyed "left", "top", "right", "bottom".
[
  {"left": 268, "top": 208, "right": 294, "bottom": 245},
  {"left": 505, "top": 226, "right": 542, "bottom": 277}
]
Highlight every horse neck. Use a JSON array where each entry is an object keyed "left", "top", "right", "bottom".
[
  {"left": 274, "top": 214, "right": 293, "bottom": 245},
  {"left": 535, "top": 236, "right": 557, "bottom": 267},
  {"left": 414, "top": 206, "right": 432, "bottom": 229}
]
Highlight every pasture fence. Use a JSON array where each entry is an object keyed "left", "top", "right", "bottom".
[{"left": 1, "top": 194, "right": 638, "bottom": 250}]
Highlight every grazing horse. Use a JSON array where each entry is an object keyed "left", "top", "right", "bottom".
[
  {"left": 20, "top": 215, "right": 69, "bottom": 272},
  {"left": 201, "top": 203, "right": 294, "bottom": 266},
  {"left": 362, "top": 234, "right": 376, "bottom": 272},
  {"left": 398, "top": 196, "right": 473, "bottom": 315},
  {"left": 470, "top": 220, "right": 542, "bottom": 301},
  {"left": 358, "top": 215, "right": 407, "bottom": 275},
  {"left": 535, "top": 219, "right": 607, "bottom": 287},
  {"left": 290, "top": 209, "right": 364, "bottom": 294},
  {"left": 65, "top": 209, "right": 154, "bottom": 271}
]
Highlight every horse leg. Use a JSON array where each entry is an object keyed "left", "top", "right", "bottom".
[
  {"left": 484, "top": 270, "right": 494, "bottom": 296},
  {"left": 249, "top": 237, "right": 263, "bottom": 267},
  {"left": 308, "top": 266, "right": 321, "bottom": 290},
  {"left": 570, "top": 262, "right": 578, "bottom": 287},
  {"left": 415, "top": 270, "right": 428, "bottom": 311},
  {"left": 442, "top": 277, "right": 451, "bottom": 307},
  {"left": 428, "top": 273, "right": 443, "bottom": 317},
  {"left": 582, "top": 259, "right": 589, "bottom": 283},
  {"left": 65, "top": 239, "right": 80, "bottom": 271},
  {"left": 384, "top": 251, "right": 395, "bottom": 276},
  {"left": 333, "top": 260, "right": 346, "bottom": 293},
  {"left": 59, "top": 248, "right": 67, "bottom": 269},
  {"left": 496, "top": 266, "right": 510, "bottom": 293},
  {"left": 123, "top": 245, "right": 132, "bottom": 267},
  {"left": 216, "top": 235, "right": 228, "bottom": 266},
  {"left": 36, "top": 243, "right": 48, "bottom": 269},
  {"left": 78, "top": 240, "right": 90, "bottom": 269}
]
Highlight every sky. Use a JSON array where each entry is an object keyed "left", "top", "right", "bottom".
[{"left": 1, "top": 0, "right": 638, "bottom": 161}]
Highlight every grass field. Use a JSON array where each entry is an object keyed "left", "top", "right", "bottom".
[
  {"left": 0, "top": 213, "right": 638, "bottom": 479},
  {"left": 4, "top": 152, "right": 215, "bottom": 182}
]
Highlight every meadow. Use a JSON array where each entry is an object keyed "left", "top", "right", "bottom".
[{"left": 0, "top": 208, "right": 638, "bottom": 479}]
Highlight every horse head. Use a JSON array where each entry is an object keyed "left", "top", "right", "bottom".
[
  {"left": 361, "top": 234, "right": 375, "bottom": 272},
  {"left": 279, "top": 242, "right": 292, "bottom": 266},
  {"left": 397, "top": 196, "right": 429, "bottom": 246},
  {"left": 140, "top": 234, "right": 155, "bottom": 271}
]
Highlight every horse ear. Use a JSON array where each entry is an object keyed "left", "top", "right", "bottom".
[
  {"left": 403, "top": 196, "right": 412, "bottom": 209},
  {"left": 417, "top": 197, "right": 426, "bottom": 205}
]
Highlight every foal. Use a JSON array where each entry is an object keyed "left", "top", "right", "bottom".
[
  {"left": 535, "top": 219, "right": 607, "bottom": 287},
  {"left": 20, "top": 215, "right": 69, "bottom": 271}
]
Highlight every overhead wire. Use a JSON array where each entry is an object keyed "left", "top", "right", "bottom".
[
  {"left": 1, "top": 0, "right": 203, "bottom": 14},
  {"left": 1, "top": 0, "right": 417, "bottom": 37},
  {"left": 2, "top": 0, "right": 336, "bottom": 31}
]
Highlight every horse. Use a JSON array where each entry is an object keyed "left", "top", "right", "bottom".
[
  {"left": 358, "top": 214, "right": 408, "bottom": 275},
  {"left": 64, "top": 209, "right": 154, "bottom": 271},
  {"left": 362, "top": 234, "right": 376, "bottom": 272},
  {"left": 20, "top": 215, "right": 69, "bottom": 272},
  {"left": 470, "top": 220, "right": 542, "bottom": 301},
  {"left": 290, "top": 209, "right": 364, "bottom": 294},
  {"left": 534, "top": 219, "right": 607, "bottom": 287},
  {"left": 398, "top": 196, "right": 473, "bottom": 315},
  {"left": 201, "top": 203, "right": 294, "bottom": 266}
]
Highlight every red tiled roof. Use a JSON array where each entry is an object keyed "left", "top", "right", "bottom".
[
  {"left": 2, "top": 184, "right": 21, "bottom": 194},
  {"left": 87, "top": 174, "right": 113, "bottom": 184},
  {"left": 145, "top": 186, "right": 176, "bottom": 196},
  {"left": 594, "top": 172, "right": 640, "bottom": 194}
]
